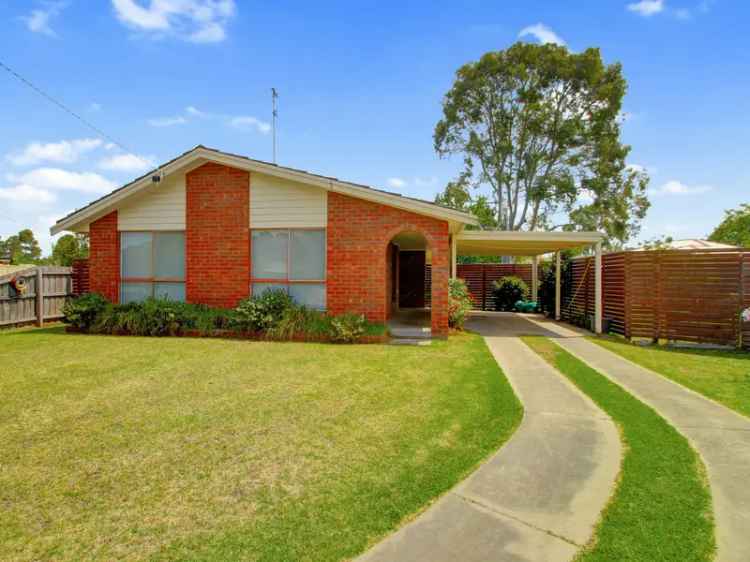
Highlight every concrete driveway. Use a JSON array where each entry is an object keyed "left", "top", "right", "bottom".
[
  {"left": 522, "top": 314, "right": 750, "bottom": 562},
  {"left": 357, "top": 313, "right": 621, "bottom": 562}
]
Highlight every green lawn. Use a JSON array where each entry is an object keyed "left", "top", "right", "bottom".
[
  {"left": 0, "top": 327, "right": 522, "bottom": 562},
  {"left": 523, "top": 336, "right": 715, "bottom": 562},
  {"left": 591, "top": 337, "right": 750, "bottom": 418}
]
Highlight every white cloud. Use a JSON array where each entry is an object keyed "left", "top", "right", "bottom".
[
  {"left": 147, "top": 115, "right": 187, "bottom": 127},
  {"left": 98, "top": 153, "right": 155, "bottom": 173},
  {"left": 89, "top": 102, "right": 102, "bottom": 112},
  {"left": 21, "top": 2, "right": 66, "bottom": 37},
  {"left": 186, "top": 105, "right": 209, "bottom": 118},
  {"left": 387, "top": 177, "right": 407, "bottom": 189},
  {"left": 413, "top": 176, "right": 438, "bottom": 188},
  {"left": 652, "top": 179, "right": 713, "bottom": 196},
  {"left": 627, "top": 0, "right": 665, "bottom": 17},
  {"left": 0, "top": 184, "right": 56, "bottom": 204},
  {"left": 149, "top": 106, "right": 270, "bottom": 134},
  {"left": 229, "top": 116, "right": 271, "bottom": 134},
  {"left": 8, "top": 168, "right": 117, "bottom": 194},
  {"left": 7, "top": 138, "right": 103, "bottom": 166},
  {"left": 626, "top": 163, "right": 658, "bottom": 175},
  {"left": 111, "top": 0, "right": 236, "bottom": 43},
  {"left": 518, "top": 23, "right": 566, "bottom": 46}
]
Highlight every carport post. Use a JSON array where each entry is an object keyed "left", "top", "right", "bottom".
[
  {"left": 531, "top": 255, "right": 538, "bottom": 302},
  {"left": 555, "top": 251, "right": 561, "bottom": 320},
  {"left": 595, "top": 241, "right": 603, "bottom": 334}
]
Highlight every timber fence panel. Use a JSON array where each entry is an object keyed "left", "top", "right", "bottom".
[
  {"left": 562, "top": 249, "right": 750, "bottom": 347},
  {"left": 0, "top": 266, "right": 73, "bottom": 327}
]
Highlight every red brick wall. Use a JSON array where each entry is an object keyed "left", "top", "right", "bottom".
[
  {"left": 327, "top": 192, "right": 450, "bottom": 336},
  {"left": 186, "top": 162, "right": 250, "bottom": 308},
  {"left": 89, "top": 211, "right": 119, "bottom": 302}
]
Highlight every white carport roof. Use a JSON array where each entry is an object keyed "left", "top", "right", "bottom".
[{"left": 455, "top": 230, "right": 604, "bottom": 257}]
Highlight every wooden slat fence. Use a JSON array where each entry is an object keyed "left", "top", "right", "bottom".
[
  {"left": 425, "top": 263, "right": 532, "bottom": 310},
  {"left": 564, "top": 249, "right": 750, "bottom": 348},
  {"left": 455, "top": 263, "right": 532, "bottom": 311},
  {"left": 72, "top": 258, "right": 90, "bottom": 295},
  {"left": 0, "top": 266, "right": 74, "bottom": 327}
]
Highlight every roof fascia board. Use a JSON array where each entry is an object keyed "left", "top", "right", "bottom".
[
  {"left": 52, "top": 147, "right": 477, "bottom": 235},
  {"left": 199, "top": 149, "right": 478, "bottom": 225},
  {"left": 457, "top": 230, "right": 603, "bottom": 243}
]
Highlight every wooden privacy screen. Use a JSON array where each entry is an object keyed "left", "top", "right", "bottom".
[
  {"left": 72, "top": 258, "right": 90, "bottom": 296},
  {"left": 425, "top": 263, "right": 532, "bottom": 310},
  {"left": 563, "top": 249, "right": 750, "bottom": 348}
]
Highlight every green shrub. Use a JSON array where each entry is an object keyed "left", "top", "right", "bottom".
[
  {"left": 266, "top": 305, "right": 331, "bottom": 340},
  {"left": 329, "top": 313, "right": 367, "bottom": 343},
  {"left": 448, "top": 278, "right": 473, "bottom": 330},
  {"left": 62, "top": 293, "right": 109, "bottom": 331},
  {"left": 90, "top": 299, "right": 235, "bottom": 336},
  {"left": 233, "top": 289, "right": 293, "bottom": 332},
  {"left": 492, "top": 276, "right": 528, "bottom": 311}
]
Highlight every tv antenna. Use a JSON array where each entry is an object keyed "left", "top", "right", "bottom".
[{"left": 271, "top": 87, "right": 278, "bottom": 163}]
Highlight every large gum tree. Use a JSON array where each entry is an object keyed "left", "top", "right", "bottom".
[{"left": 434, "top": 42, "right": 650, "bottom": 245}]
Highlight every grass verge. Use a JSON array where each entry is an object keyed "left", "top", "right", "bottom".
[
  {"left": 0, "top": 327, "right": 521, "bottom": 562},
  {"left": 522, "top": 336, "right": 715, "bottom": 562},
  {"left": 591, "top": 336, "right": 750, "bottom": 418}
]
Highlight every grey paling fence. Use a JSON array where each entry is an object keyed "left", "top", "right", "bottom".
[{"left": 0, "top": 266, "right": 74, "bottom": 327}]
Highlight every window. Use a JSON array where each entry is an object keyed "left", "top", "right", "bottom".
[
  {"left": 251, "top": 229, "right": 326, "bottom": 309},
  {"left": 121, "top": 232, "right": 185, "bottom": 303}
]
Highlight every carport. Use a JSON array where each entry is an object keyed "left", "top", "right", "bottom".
[{"left": 451, "top": 231, "right": 605, "bottom": 333}]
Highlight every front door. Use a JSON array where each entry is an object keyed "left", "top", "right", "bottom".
[{"left": 399, "top": 251, "right": 426, "bottom": 308}]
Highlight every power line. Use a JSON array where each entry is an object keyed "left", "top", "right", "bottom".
[{"left": 0, "top": 59, "right": 134, "bottom": 154}]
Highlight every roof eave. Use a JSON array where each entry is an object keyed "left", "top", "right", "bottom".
[{"left": 51, "top": 146, "right": 478, "bottom": 234}]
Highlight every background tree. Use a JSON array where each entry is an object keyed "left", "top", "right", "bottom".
[
  {"left": 0, "top": 229, "right": 42, "bottom": 264},
  {"left": 434, "top": 42, "right": 650, "bottom": 246},
  {"left": 52, "top": 234, "right": 89, "bottom": 266},
  {"left": 708, "top": 203, "right": 750, "bottom": 247},
  {"left": 434, "top": 171, "right": 497, "bottom": 229}
]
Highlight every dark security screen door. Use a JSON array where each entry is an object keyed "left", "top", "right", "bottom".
[{"left": 399, "top": 251, "right": 426, "bottom": 308}]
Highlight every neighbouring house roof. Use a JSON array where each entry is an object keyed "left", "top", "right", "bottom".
[
  {"left": 51, "top": 145, "right": 478, "bottom": 235},
  {"left": 0, "top": 264, "right": 36, "bottom": 277},
  {"left": 633, "top": 239, "right": 738, "bottom": 251}
]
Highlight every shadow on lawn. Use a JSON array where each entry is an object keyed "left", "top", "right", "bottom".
[
  {"left": 595, "top": 334, "right": 750, "bottom": 362},
  {"left": 1, "top": 325, "right": 69, "bottom": 337}
]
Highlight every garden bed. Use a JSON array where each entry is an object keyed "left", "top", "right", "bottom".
[{"left": 64, "top": 325, "right": 389, "bottom": 344}]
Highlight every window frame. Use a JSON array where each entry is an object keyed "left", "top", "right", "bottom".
[
  {"left": 120, "top": 230, "right": 186, "bottom": 301},
  {"left": 250, "top": 228, "right": 327, "bottom": 304}
]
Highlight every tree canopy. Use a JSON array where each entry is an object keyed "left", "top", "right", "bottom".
[
  {"left": 708, "top": 203, "right": 750, "bottom": 248},
  {"left": 0, "top": 229, "right": 42, "bottom": 264},
  {"left": 51, "top": 234, "right": 89, "bottom": 266},
  {"left": 434, "top": 42, "right": 650, "bottom": 246}
]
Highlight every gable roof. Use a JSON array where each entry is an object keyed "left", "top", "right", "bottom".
[{"left": 51, "top": 145, "right": 478, "bottom": 235}]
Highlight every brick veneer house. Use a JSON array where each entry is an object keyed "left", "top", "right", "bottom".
[{"left": 51, "top": 146, "right": 478, "bottom": 336}]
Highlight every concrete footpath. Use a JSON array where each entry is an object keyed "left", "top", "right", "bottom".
[
  {"left": 357, "top": 313, "right": 621, "bottom": 562},
  {"left": 526, "top": 315, "right": 750, "bottom": 562}
]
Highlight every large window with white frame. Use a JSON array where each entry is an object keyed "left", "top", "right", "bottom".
[
  {"left": 120, "top": 232, "right": 185, "bottom": 303},
  {"left": 251, "top": 229, "right": 326, "bottom": 309}
]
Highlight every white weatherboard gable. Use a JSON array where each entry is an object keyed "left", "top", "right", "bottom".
[
  {"left": 250, "top": 173, "right": 326, "bottom": 228},
  {"left": 118, "top": 173, "right": 186, "bottom": 230}
]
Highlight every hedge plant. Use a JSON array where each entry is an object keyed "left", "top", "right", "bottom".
[{"left": 492, "top": 276, "right": 528, "bottom": 311}]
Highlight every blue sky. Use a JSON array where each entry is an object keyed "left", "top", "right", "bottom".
[{"left": 1, "top": 0, "right": 747, "bottom": 252}]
